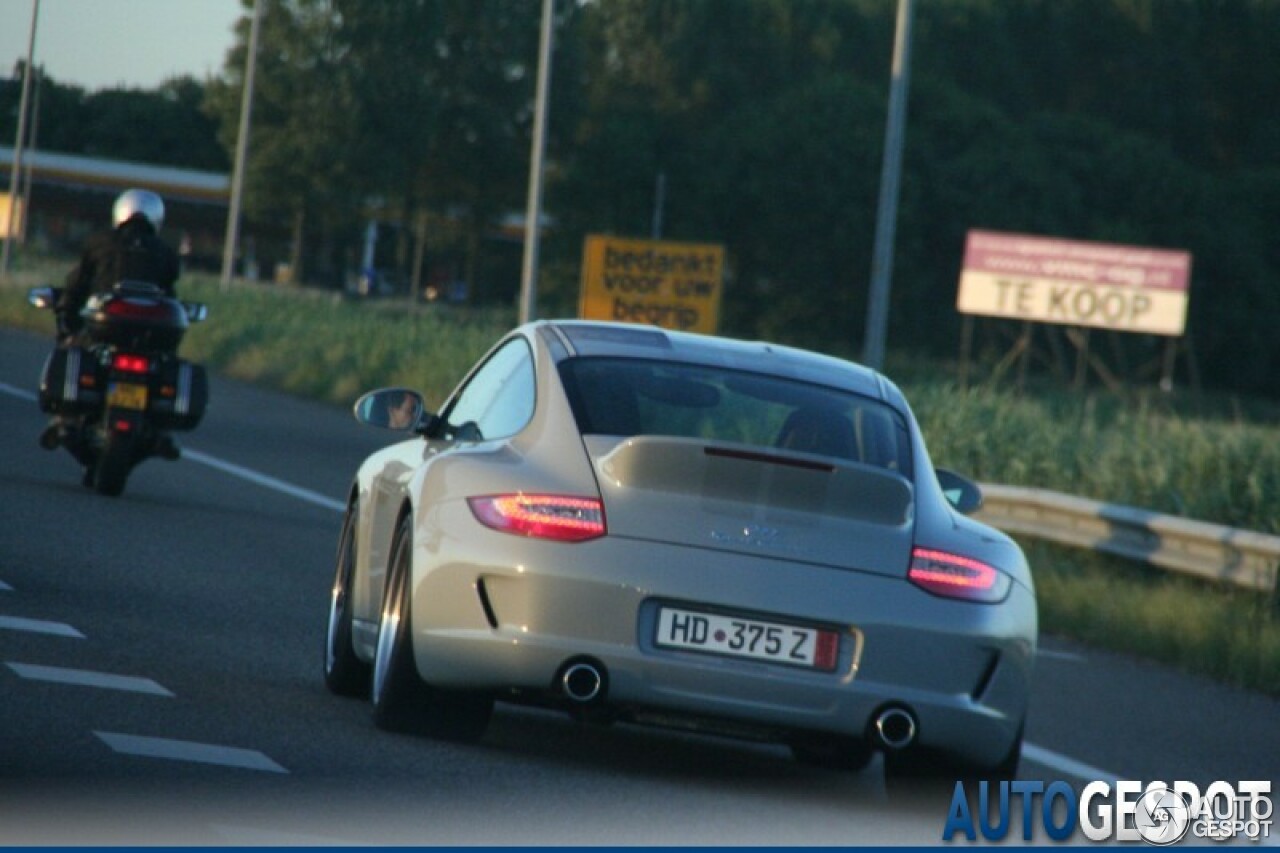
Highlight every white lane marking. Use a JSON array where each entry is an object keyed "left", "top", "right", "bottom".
[
  {"left": 0, "top": 579, "right": 12, "bottom": 591},
  {"left": 95, "top": 731, "right": 288, "bottom": 774},
  {"left": 7, "top": 662, "right": 173, "bottom": 697},
  {"left": 1037, "top": 648, "right": 1086, "bottom": 663},
  {"left": 183, "top": 449, "right": 346, "bottom": 513},
  {"left": 0, "top": 381, "right": 38, "bottom": 403},
  {"left": 0, "top": 376, "right": 344, "bottom": 513},
  {"left": 1023, "top": 742, "right": 1118, "bottom": 784},
  {"left": 0, "top": 615, "right": 85, "bottom": 639}
]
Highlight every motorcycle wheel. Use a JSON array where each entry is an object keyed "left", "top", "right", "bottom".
[{"left": 93, "top": 430, "right": 133, "bottom": 497}]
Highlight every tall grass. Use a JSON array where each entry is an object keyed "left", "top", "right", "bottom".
[
  {"left": 174, "top": 278, "right": 513, "bottom": 409},
  {"left": 1029, "top": 541, "right": 1280, "bottom": 694},
  {"left": 908, "top": 382, "right": 1280, "bottom": 535},
  {"left": 4, "top": 254, "right": 1277, "bottom": 693},
  {"left": 0, "top": 262, "right": 514, "bottom": 411}
]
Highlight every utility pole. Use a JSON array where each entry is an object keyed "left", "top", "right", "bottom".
[
  {"left": 862, "top": 0, "right": 914, "bottom": 371},
  {"left": 20, "top": 65, "right": 42, "bottom": 243},
  {"left": 1, "top": 0, "right": 40, "bottom": 281},
  {"left": 221, "top": 0, "right": 264, "bottom": 290},
  {"left": 518, "top": 0, "right": 554, "bottom": 325}
]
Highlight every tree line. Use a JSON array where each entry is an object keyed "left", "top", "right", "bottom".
[{"left": 3, "top": 0, "right": 1279, "bottom": 396}]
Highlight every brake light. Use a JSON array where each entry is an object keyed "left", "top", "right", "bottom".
[
  {"left": 112, "top": 353, "right": 150, "bottom": 373},
  {"left": 468, "top": 495, "right": 606, "bottom": 542},
  {"left": 908, "top": 547, "right": 1010, "bottom": 603},
  {"left": 105, "top": 300, "right": 174, "bottom": 320}
]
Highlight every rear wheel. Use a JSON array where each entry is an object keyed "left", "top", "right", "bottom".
[
  {"left": 371, "top": 514, "right": 492, "bottom": 741},
  {"left": 93, "top": 429, "right": 133, "bottom": 497},
  {"left": 325, "top": 501, "right": 371, "bottom": 696}
]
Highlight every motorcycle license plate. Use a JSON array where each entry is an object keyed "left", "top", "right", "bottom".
[{"left": 107, "top": 381, "right": 148, "bottom": 411}]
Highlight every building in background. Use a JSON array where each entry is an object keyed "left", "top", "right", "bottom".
[{"left": 0, "top": 146, "right": 228, "bottom": 271}]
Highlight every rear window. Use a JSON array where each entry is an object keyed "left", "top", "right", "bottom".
[{"left": 558, "top": 357, "right": 912, "bottom": 477}]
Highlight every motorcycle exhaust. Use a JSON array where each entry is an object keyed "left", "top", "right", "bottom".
[{"left": 872, "top": 706, "right": 917, "bottom": 751}]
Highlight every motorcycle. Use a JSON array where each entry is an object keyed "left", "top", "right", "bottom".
[{"left": 28, "top": 280, "right": 210, "bottom": 497}]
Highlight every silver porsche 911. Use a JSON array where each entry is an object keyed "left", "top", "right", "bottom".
[{"left": 324, "top": 320, "right": 1036, "bottom": 781}]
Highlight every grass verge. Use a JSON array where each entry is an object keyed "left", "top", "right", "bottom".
[{"left": 1028, "top": 540, "right": 1280, "bottom": 694}]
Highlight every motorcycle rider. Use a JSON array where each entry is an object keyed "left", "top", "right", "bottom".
[{"left": 40, "top": 188, "right": 183, "bottom": 460}]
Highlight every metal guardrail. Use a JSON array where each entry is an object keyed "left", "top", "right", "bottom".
[{"left": 975, "top": 484, "right": 1280, "bottom": 594}]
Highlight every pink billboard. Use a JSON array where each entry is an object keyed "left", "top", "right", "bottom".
[{"left": 957, "top": 230, "right": 1192, "bottom": 336}]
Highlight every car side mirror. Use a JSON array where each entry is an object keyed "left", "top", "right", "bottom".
[
  {"left": 354, "top": 388, "right": 429, "bottom": 432},
  {"left": 936, "top": 467, "right": 983, "bottom": 515}
]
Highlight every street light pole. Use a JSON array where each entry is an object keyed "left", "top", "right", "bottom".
[
  {"left": 518, "top": 0, "right": 555, "bottom": 325},
  {"left": 221, "top": 0, "right": 264, "bottom": 290},
  {"left": 1, "top": 0, "right": 41, "bottom": 281},
  {"left": 862, "top": 0, "right": 914, "bottom": 371},
  {"left": 20, "top": 65, "right": 42, "bottom": 244}
]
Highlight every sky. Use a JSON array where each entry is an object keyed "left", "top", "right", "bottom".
[{"left": 0, "top": 0, "right": 243, "bottom": 92}]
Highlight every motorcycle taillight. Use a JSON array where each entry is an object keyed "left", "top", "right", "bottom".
[
  {"left": 105, "top": 299, "right": 175, "bottom": 321},
  {"left": 112, "top": 353, "right": 150, "bottom": 373}
]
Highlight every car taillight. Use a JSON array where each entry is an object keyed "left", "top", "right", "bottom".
[
  {"left": 468, "top": 495, "right": 606, "bottom": 542},
  {"left": 112, "top": 353, "right": 150, "bottom": 373},
  {"left": 908, "top": 547, "right": 1010, "bottom": 603}
]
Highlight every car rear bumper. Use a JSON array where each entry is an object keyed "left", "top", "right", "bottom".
[{"left": 404, "top": 512, "right": 1036, "bottom": 767}]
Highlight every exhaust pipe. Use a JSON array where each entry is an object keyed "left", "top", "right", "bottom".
[
  {"left": 872, "top": 706, "right": 917, "bottom": 750},
  {"left": 560, "top": 661, "right": 605, "bottom": 704}
]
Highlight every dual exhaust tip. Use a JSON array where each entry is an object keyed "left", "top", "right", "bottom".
[{"left": 557, "top": 660, "right": 918, "bottom": 753}]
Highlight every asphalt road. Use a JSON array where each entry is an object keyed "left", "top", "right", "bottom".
[{"left": 1, "top": 325, "right": 1276, "bottom": 845}]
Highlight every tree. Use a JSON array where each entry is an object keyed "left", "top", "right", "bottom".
[
  {"left": 0, "top": 66, "right": 224, "bottom": 170},
  {"left": 81, "top": 78, "right": 228, "bottom": 170},
  {"left": 205, "top": 0, "right": 547, "bottom": 297},
  {"left": 205, "top": 0, "right": 365, "bottom": 285}
]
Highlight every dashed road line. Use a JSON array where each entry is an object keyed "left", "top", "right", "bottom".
[
  {"left": 7, "top": 662, "right": 173, "bottom": 697},
  {"left": 0, "top": 615, "right": 85, "bottom": 639},
  {"left": 0, "top": 579, "right": 12, "bottom": 591},
  {"left": 95, "top": 731, "right": 288, "bottom": 774}
]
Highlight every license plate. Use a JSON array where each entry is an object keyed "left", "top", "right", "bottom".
[
  {"left": 655, "top": 607, "right": 839, "bottom": 671},
  {"left": 107, "top": 381, "right": 148, "bottom": 411}
]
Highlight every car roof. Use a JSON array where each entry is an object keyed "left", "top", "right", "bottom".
[{"left": 537, "top": 320, "right": 890, "bottom": 402}]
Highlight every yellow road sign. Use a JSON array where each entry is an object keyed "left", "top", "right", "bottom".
[{"left": 579, "top": 235, "right": 724, "bottom": 334}]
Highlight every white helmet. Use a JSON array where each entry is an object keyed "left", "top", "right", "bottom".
[{"left": 112, "top": 189, "right": 165, "bottom": 231}]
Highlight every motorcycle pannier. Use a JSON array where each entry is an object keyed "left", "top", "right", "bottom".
[
  {"left": 38, "top": 346, "right": 102, "bottom": 414},
  {"left": 152, "top": 359, "right": 209, "bottom": 431}
]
